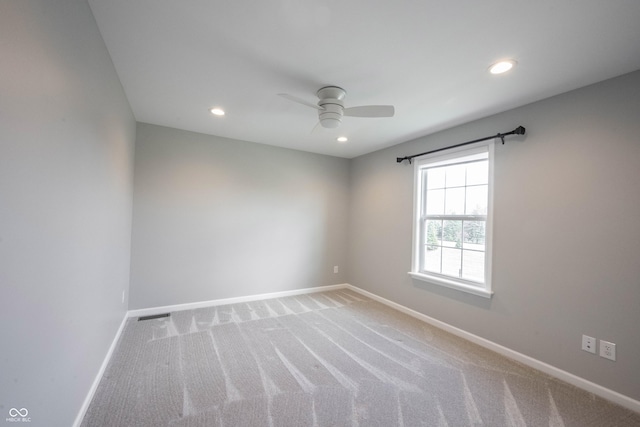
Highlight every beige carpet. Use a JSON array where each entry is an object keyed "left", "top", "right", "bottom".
[{"left": 81, "top": 289, "right": 640, "bottom": 426}]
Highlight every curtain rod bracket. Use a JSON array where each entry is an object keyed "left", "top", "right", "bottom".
[{"left": 396, "top": 125, "right": 525, "bottom": 164}]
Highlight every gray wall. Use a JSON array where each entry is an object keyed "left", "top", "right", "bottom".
[
  {"left": 129, "top": 123, "right": 349, "bottom": 309},
  {"left": 0, "top": 1, "right": 135, "bottom": 426},
  {"left": 348, "top": 70, "right": 640, "bottom": 400}
]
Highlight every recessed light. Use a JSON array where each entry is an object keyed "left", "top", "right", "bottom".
[
  {"left": 336, "top": 136, "right": 348, "bottom": 143},
  {"left": 489, "top": 59, "right": 517, "bottom": 75},
  {"left": 209, "top": 107, "right": 225, "bottom": 116}
]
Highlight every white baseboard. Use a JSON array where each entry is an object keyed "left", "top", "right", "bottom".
[
  {"left": 73, "top": 312, "right": 129, "bottom": 427},
  {"left": 345, "top": 284, "right": 640, "bottom": 414},
  {"left": 127, "top": 283, "right": 349, "bottom": 318}
]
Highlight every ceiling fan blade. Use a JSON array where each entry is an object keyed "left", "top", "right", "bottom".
[
  {"left": 343, "top": 105, "right": 395, "bottom": 118},
  {"left": 278, "top": 93, "right": 323, "bottom": 110}
]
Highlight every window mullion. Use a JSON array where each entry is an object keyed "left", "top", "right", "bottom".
[{"left": 425, "top": 215, "right": 486, "bottom": 221}]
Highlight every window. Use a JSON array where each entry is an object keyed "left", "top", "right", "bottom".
[{"left": 410, "top": 141, "right": 494, "bottom": 298}]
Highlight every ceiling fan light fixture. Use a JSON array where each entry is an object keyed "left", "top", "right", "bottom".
[
  {"left": 320, "top": 118, "right": 341, "bottom": 128},
  {"left": 336, "top": 136, "right": 348, "bottom": 143},
  {"left": 209, "top": 107, "right": 225, "bottom": 116},
  {"left": 489, "top": 59, "right": 517, "bottom": 74}
]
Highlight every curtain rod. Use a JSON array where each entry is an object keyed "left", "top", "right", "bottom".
[{"left": 396, "top": 126, "right": 526, "bottom": 164}]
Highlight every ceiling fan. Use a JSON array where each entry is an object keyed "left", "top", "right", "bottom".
[{"left": 278, "top": 86, "right": 394, "bottom": 129}]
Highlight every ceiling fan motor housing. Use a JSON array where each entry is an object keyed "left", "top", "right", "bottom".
[{"left": 317, "top": 86, "right": 346, "bottom": 128}]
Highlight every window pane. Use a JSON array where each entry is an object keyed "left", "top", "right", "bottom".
[
  {"left": 462, "top": 250, "right": 484, "bottom": 282},
  {"left": 446, "top": 164, "right": 466, "bottom": 187},
  {"left": 426, "top": 220, "right": 443, "bottom": 247},
  {"left": 425, "top": 189, "right": 445, "bottom": 215},
  {"left": 465, "top": 185, "right": 488, "bottom": 215},
  {"left": 442, "top": 220, "right": 462, "bottom": 248},
  {"left": 466, "top": 161, "right": 488, "bottom": 185},
  {"left": 442, "top": 247, "right": 462, "bottom": 277},
  {"left": 445, "top": 187, "right": 465, "bottom": 215},
  {"left": 463, "top": 221, "right": 485, "bottom": 249},
  {"left": 424, "top": 245, "right": 441, "bottom": 273},
  {"left": 427, "top": 167, "right": 446, "bottom": 189}
]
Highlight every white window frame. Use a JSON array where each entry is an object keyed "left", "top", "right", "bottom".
[{"left": 409, "top": 140, "right": 495, "bottom": 298}]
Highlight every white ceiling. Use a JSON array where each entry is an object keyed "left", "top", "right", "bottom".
[{"left": 88, "top": 0, "right": 640, "bottom": 159}]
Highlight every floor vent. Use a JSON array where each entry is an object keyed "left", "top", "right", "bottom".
[{"left": 138, "top": 313, "right": 170, "bottom": 321}]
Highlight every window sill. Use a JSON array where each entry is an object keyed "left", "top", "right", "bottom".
[{"left": 408, "top": 272, "right": 493, "bottom": 298}]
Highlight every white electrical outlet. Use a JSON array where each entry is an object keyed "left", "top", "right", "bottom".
[
  {"left": 333, "top": 266, "right": 339, "bottom": 274},
  {"left": 599, "top": 340, "right": 616, "bottom": 361},
  {"left": 581, "top": 335, "right": 596, "bottom": 354}
]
